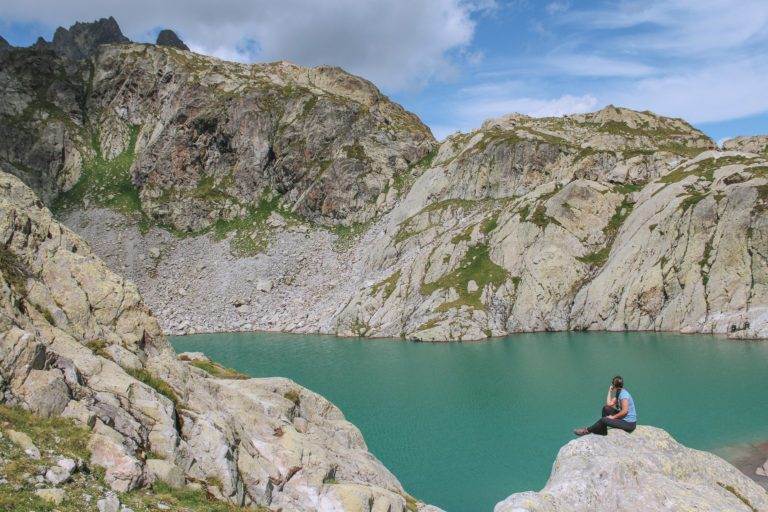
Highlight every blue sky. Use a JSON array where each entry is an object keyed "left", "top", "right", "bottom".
[{"left": 2, "top": 0, "right": 768, "bottom": 142}]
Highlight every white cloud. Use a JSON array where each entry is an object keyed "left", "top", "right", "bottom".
[
  {"left": 613, "top": 57, "right": 768, "bottom": 123},
  {"left": 565, "top": 0, "right": 768, "bottom": 57},
  {"left": 545, "top": 55, "right": 655, "bottom": 78},
  {"left": 454, "top": 92, "right": 598, "bottom": 122},
  {"left": 432, "top": 81, "right": 598, "bottom": 138},
  {"left": 0, "top": 0, "right": 483, "bottom": 91},
  {"left": 515, "top": 0, "right": 768, "bottom": 127},
  {"left": 545, "top": 2, "right": 569, "bottom": 15}
]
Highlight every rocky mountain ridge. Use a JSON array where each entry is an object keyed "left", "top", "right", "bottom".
[{"left": 1, "top": 17, "right": 767, "bottom": 342}]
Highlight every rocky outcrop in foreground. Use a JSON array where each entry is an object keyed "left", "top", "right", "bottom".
[
  {"left": 0, "top": 170, "right": 436, "bottom": 511},
  {"left": 495, "top": 427, "right": 768, "bottom": 512}
]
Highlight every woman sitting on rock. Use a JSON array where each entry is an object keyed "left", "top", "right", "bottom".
[{"left": 574, "top": 375, "right": 637, "bottom": 436}]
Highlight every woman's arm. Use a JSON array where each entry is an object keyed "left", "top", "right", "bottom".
[
  {"left": 609, "top": 398, "right": 629, "bottom": 419},
  {"left": 605, "top": 386, "right": 616, "bottom": 406}
]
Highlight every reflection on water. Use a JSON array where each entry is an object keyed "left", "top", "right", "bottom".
[{"left": 172, "top": 331, "right": 768, "bottom": 512}]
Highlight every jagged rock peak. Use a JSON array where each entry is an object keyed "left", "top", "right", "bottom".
[
  {"left": 156, "top": 29, "right": 189, "bottom": 51},
  {"left": 50, "top": 16, "right": 130, "bottom": 59},
  {"left": 0, "top": 35, "right": 10, "bottom": 51}
]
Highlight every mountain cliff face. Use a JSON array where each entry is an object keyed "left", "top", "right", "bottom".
[
  {"left": 0, "top": 20, "right": 434, "bottom": 232},
  {"left": 1, "top": 18, "right": 767, "bottom": 341},
  {"left": 336, "top": 116, "right": 767, "bottom": 340},
  {"left": 0, "top": 169, "right": 438, "bottom": 511}
]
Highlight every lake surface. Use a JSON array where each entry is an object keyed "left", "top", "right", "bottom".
[{"left": 172, "top": 331, "right": 768, "bottom": 512}]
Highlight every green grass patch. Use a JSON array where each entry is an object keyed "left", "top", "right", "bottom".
[
  {"left": 330, "top": 221, "right": 372, "bottom": 251},
  {"left": 370, "top": 270, "right": 401, "bottom": 300},
  {"left": 85, "top": 339, "right": 111, "bottom": 359},
  {"left": 699, "top": 237, "right": 714, "bottom": 286},
  {"left": 480, "top": 213, "right": 499, "bottom": 234},
  {"left": 677, "top": 189, "right": 707, "bottom": 212},
  {"left": 209, "top": 193, "right": 285, "bottom": 256},
  {"left": 0, "top": 403, "right": 261, "bottom": 511},
  {"left": 613, "top": 182, "right": 643, "bottom": 195},
  {"left": 301, "top": 95, "right": 318, "bottom": 117},
  {"left": 124, "top": 481, "right": 263, "bottom": 512},
  {"left": 577, "top": 246, "right": 611, "bottom": 266},
  {"left": 530, "top": 204, "right": 551, "bottom": 228},
  {"left": 604, "top": 197, "right": 634, "bottom": 239},
  {"left": 659, "top": 156, "right": 752, "bottom": 185},
  {"left": 0, "top": 404, "right": 90, "bottom": 460},
  {"left": 416, "top": 317, "right": 441, "bottom": 332},
  {"left": 451, "top": 225, "right": 473, "bottom": 244},
  {"left": 415, "top": 147, "right": 438, "bottom": 169},
  {"left": 52, "top": 124, "right": 143, "bottom": 216},
  {"left": 422, "top": 243, "right": 509, "bottom": 311},
  {"left": 405, "top": 494, "right": 420, "bottom": 512},
  {"left": 342, "top": 143, "right": 367, "bottom": 161},
  {"left": 127, "top": 368, "right": 181, "bottom": 409},
  {"left": 190, "top": 360, "right": 248, "bottom": 379},
  {"left": 578, "top": 196, "right": 634, "bottom": 268}
]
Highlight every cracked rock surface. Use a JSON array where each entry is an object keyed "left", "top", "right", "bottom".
[
  {"left": 0, "top": 170, "right": 437, "bottom": 511},
  {"left": 494, "top": 426, "right": 768, "bottom": 512}
]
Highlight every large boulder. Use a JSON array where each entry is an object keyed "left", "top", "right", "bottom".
[{"left": 495, "top": 426, "right": 768, "bottom": 512}]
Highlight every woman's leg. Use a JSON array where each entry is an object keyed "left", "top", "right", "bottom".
[
  {"left": 602, "top": 417, "right": 636, "bottom": 433},
  {"left": 587, "top": 417, "right": 608, "bottom": 435},
  {"left": 587, "top": 417, "right": 636, "bottom": 436}
]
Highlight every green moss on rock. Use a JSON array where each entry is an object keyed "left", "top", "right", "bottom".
[{"left": 422, "top": 243, "right": 509, "bottom": 311}]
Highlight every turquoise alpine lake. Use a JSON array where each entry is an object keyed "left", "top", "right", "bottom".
[{"left": 171, "top": 331, "right": 768, "bottom": 512}]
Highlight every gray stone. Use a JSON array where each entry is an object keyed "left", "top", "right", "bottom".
[
  {"left": 145, "top": 459, "right": 185, "bottom": 489},
  {"left": 97, "top": 493, "right": 121, "bottom": 512},
  {"left": 256, "top": 279, "right": 273, "bottom": 293},
  {"left": 45, "top": 464, "right": 72, "bottom": 485},
  {"left": 61, "top": 400, "right": 96, "bottom": 427},
  {"left": 6, "top": 430, "right": 41, "bottom": 459},
  {"left": 35, "top": 488, "right": 65, "bottom": 505}
]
